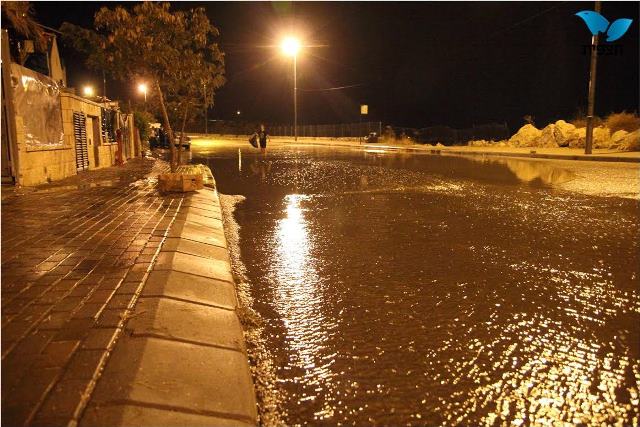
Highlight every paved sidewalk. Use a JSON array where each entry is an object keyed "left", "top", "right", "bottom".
[{"left": 1, "top": 158, "right": 255, "bottom": 426}]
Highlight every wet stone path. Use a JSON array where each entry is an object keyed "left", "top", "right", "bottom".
[{"left": 1, "top": 158, "right": 183, "bottom": 426}]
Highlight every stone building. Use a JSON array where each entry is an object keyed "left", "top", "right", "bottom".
[{"left": 1, "top": 30, "right": 138, "bottom": 186}]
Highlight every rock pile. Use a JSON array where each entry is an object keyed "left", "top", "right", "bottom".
[{"left": 467, "top": 120, "right": 639, "bottom": 151}]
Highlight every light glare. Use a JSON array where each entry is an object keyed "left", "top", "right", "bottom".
[{"left": 281, "top": 37, "right": 301, "bottom": 57}]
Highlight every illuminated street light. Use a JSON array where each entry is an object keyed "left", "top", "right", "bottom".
[
  {"left": 83, "top": 85, "right": 95, "bottom": 97},
  {"left": 280, "top": 37, "right": 300, "bottom": 141},
  {"left": 237, "top": 110, "right": 241, "bottom": 116},
  {"left": 137, "top": 83, "right": 148, "bottom": 102},
  {"left": 281, "top": 37, "right": 300, "bottom": 57}
]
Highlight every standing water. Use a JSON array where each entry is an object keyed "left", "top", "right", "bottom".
[{"left": 195, "top": 141, "right": 639, "bottom": 426}]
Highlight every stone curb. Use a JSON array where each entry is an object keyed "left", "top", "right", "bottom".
[{"left": 81, "top": 187, "right": 258, "bottom": 426}]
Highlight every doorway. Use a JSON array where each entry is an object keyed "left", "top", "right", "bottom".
[{"left": 87, "top": 115, "right": 100, "bottom": 168}]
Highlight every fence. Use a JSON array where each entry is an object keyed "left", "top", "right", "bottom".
[
  {"left": 390, "top": 123, "right": 510, "bottom": 145},
  {"left": 192, "top": 120, "right": 509, "bottom": 146},
  {"left": 198, "top": 120, "right": 383, "bottom": 138},
  {"left": 270, "top": 121, "right": 382, "bottom": 138}
]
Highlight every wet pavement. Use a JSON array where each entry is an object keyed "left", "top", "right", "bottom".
[
  {"left": 1, "top": 158, "right": 182, "bottom": 426},
  {"left": 195, "top": 141, "right": 640, "bottom": 426}
]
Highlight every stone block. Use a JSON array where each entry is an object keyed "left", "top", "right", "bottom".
[
  {"left": 90, "top": 336, "right": 257, "bottom": 421},
  {"left": 80, "top": 403, "right": 255, "bottom": 427},
  {"left": 167, "top": 221, "right": 226, "bottom": 248},
  {"left": 154, "top": 252, "right": 232, "bottom": 283},
  {"left": 128, "top": 297, "right": 245, "bottom": 350},
  {"left": 181, "top": 205, "right": 223, "bottom": 220},
  {"left": 142, "top": 270, "right": 237, "bottom": 309},
  {"left": 160, "top": 237, "right": 230, "bottom": 262}
]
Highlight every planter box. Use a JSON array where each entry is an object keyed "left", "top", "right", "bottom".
[{"left": 158, "top": 173, "right": 204, "bottom": 192}]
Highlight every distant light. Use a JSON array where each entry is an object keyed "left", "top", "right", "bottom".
[
  {"left": 237, "top": 110, "right": 241, "bottom": 115},
  {"left": 83, "top": 85, "right": 95, "bottom": 97},
  {"left": 281, "top": 37, "right": 300, "bottom": 57},
  {"left": 137, "top": 83, "right": 148, "bottom": 94}
]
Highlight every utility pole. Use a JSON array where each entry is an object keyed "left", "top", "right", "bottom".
[
  {"left": 585, "top": 0, "right": 601, "bottom": 155},
  {"left": 204, "top": 83, "right": 208, "bottom": 134},
  {"left": 294, "top": 54, "right": 298, "bottom": 141},
  {"left": 102, "top": 70, "right": 107, "bottom": 108}
]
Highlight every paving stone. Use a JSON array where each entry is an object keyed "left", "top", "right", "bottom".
[
  {"left": 174, "top": 211, "right": 223, "bottom": 228},
  {"left": 167, "top": 220, "right": 227, "bottom": 247},
  {"left": 142, "top": 270, "right": 237, "bottom": 309},
  {"left": 73, "top": 303, "right": 105, "bottom": 319},
  {"left": 35, "top": 340, "right": 80, "bottom": 368},
  {"left": 81, "top": 327, "right": 119, "bottom": 350},
  {"left": 0, "top": 367, "right": 61, "bottom": 427},
  {"left": 53, "top": 318, "right": 95, "bottom": 341},
  {"left": 154, "top": 251, "right": 233, "bottom": 282},
  {"left": 52, "top": 296, "right": 85, "bottom": 313},
  {"left": 106, "top": 294, "right": 134, "bottom": 310},
  {"left": 80, "top": 403, "right": 255, "bottom": 427},
  {"left": 128, "top": 297, "right": 245, "bottom": 350},
  {"left": 31, "top": 378, "right": 92, "bottom": 426},
  {"left": 114, "top": 281, "right": 140, "bottom": 295},
  {"left": 91, "top": 336, "right": 257, "bottom": 421},
  {"left": 95, "top": 309, "right": 124, "bottom": 328},
  {"left": 180, "top": 205, "right": 223, "bottom": 220},
  {"left": 65, "top": 349, "right": 106, "bottom": 379},
  {"left": 161, "top": 237, "right": 230, "bottom": 262}
]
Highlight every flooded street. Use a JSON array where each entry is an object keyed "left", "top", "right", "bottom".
[{"left": 194, "top": 141, "right": 639, "bottom": 426}]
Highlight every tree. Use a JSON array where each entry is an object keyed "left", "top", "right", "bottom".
[
  {"left": 1, "top": 1, "right": 46, "bottom": 50},
  {"left": 61, "top": 2, "right": 225, "bottom": 171}
]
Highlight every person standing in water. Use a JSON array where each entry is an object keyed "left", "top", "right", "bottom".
[{"left": 257, "top": 124, "right": 269, "bottom": 156}]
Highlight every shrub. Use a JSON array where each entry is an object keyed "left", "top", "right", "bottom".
[
  {"left": 570, "top": 113, "right": 602, "bottom": 129},
  {"left": 605, "top": 111, "right": 640, "bottom": 133},
  {"left": 134, "top": 110, "right": 155, "bottom": 143}
]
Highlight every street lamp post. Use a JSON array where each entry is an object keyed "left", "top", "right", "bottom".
[{"left": 281, "top": 37, "right": 300, "bottom": 141}]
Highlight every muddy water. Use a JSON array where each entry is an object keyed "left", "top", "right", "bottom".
[{"left": 194, "top": 142, "right": 639, "bottom": 426}]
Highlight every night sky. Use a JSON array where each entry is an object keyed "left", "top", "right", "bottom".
[{"left": 33, "top": 1, "right": 639, "bottom": 132}]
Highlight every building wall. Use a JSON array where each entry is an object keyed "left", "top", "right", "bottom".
[
  {"left": 13, "top": 116, "right": 76, "bottom": 186},
  {"left": 60, "top": 93, "right": 121, "bottom": 172}
]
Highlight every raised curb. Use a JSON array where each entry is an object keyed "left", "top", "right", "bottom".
[{"left": 81, "top": 186, "right": 258, "bottom": 426}]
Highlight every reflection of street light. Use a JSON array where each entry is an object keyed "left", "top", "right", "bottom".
[
  {"left": 137, "top": 83, "right": 148, "bottom": 102},
  {"left": 281, "top": 37, "right": 300, "bottom": 141},
  {"left": 83, "top": 85, "right": 95, "bottom": 97}
]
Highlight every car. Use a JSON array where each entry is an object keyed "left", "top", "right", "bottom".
[
  {"left": 364, "top": 132, "right": 379, "bottom": 143},
  {"left": 149, "top": 128, "right": 190, "bottom": 150}
]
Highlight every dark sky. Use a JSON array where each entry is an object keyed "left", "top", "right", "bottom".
[{"left": 33, "top": 1, "right": 639, "bottom": 132}]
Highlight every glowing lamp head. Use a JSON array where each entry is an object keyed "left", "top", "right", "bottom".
[
  {"left": 281, "top": 37, "right": 300, "bottom": 57},
  {"left": 137, "top": 83, "right": 148, "bottom": 94},
  {"left": 82, "top": 85, "right": 95, "bottom": 97}
]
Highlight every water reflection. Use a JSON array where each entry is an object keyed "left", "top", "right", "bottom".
[
  {"left": 196, "top": 143, "right": 639, "bottom": 425},
  {"left": 471, "top": 156, "right": 576, "bottom": 186},
  {"left": 270, "top": 194, "right": 337, "bottom": 421}
]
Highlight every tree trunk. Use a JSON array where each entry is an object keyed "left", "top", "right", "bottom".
[
  {"left": 177, "top": 102, "right": 190, "bottom": 167},
  {"left": 155, "top": 80, "right": 176, "bottom": 172}
]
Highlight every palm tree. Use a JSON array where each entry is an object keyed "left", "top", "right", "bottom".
[{"left": 1, "top": 1, "right": 46, "bottom": 50}]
